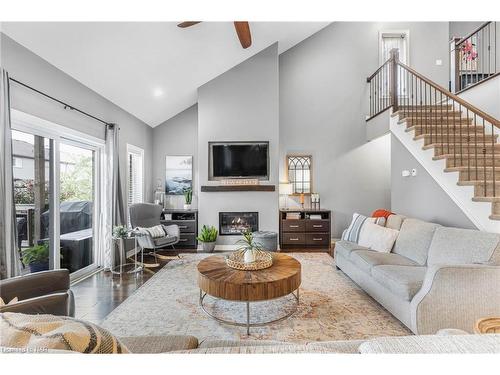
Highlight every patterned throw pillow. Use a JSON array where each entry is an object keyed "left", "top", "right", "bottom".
[
  {"left": 138, "top": 224, "right": 166, "bottom": 239},
  {"left": 0, "top": 312, "right": 129, "bottom": 354},
  {"left": 342, "top": 213, "right": 376, "bottom": 243}
]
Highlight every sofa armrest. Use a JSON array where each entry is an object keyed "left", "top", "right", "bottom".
[
  {"left": 0, "top": 269, "right": 70, "bottom": 301},
  {"left": 162, "top": 224, "right": 180, "bottom": 239},
  {"left": 0, "top": 292, "right": 70, "bottom": 316},
  {"left": 410, "top": 264, "right": 500, "bottom": 334}
]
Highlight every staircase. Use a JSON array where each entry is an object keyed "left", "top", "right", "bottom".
[
  {"left": 367, "top": 48, "right": 500, "bottom": 228},
  {"left": 394, "top": 106, "right": 500, "bottom": 220}
]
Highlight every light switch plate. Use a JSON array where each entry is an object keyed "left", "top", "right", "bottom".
[
  {"left": 436, "top": 59, "right": 443, "bottom": 66},
  {"left": 402, "top": 170, "right": 410, "bottom": 177}
]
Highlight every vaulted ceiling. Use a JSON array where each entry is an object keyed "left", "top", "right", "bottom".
[{"left": 2, "top": 22, "right": 329, "bottom": 127}]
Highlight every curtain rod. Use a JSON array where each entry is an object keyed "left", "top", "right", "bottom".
[{"left": 9, "top": 77, "right": 114, "bottom": 127}]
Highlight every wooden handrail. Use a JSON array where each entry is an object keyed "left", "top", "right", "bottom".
[
  {"left": 366, "top": 57, "right": 392, "bottom": 82},
  {"left": 455, "top": 21, "right": 492, "bottom": 46},
  {"left": 396, "top": 60, "right": 500, "bottom": 128}
]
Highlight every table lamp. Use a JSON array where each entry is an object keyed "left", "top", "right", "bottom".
[{"left": 279, "top": 182, "right": 293, "bottom": 209}]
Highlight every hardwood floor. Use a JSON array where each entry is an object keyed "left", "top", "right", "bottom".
[
  {"left": 72, "top": 249, "right": 332, "bottom": 324},
  {"left": 72, "top": 251, "right": 191, "bottom": 324}
]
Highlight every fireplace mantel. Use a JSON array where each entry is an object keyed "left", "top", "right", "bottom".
[{"left": 201, "top": 185, "right": 275, "bottom": 192}]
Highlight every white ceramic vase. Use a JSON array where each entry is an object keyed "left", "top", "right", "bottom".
[
  {"left": 243, "top": 249, "right": 256, "bottom": 263},
  {"left": 183, "top": 204, "right": 191, "bottom": 210}
]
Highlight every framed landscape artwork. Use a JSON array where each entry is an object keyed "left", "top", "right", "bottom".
[{"left": 165, "top": 155, "right": 193, "bottom": 195}]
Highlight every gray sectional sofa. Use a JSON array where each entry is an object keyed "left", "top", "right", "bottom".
[{"left": 335, "top": 215, "right": 500, "bottom": 334}]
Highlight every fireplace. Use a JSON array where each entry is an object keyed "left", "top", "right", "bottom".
[{"left": 219, "top": 212, "right": 259, "bottom": 235}]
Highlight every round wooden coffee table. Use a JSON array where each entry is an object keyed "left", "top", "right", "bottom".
[{"left": 197, "top": 253, "right": 301, "bottom": 334}]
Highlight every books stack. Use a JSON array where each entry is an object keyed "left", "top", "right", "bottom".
[
  {"left": 309, "top": 214, "right": 322, "bottom": 220},
  {"left": 286, "top": 212, "right": 301, "bottom": 220}
]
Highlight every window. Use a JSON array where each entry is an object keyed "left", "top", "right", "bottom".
[
  {"left": 127, "top": 144, "right": 144, "bottom": 225},
  {"left": 13, "top": 157, "right": 23, "bottom": 168},
  {"left": 287, "top": 155, "right": 312, "bottom": 194},
  {"left": 379, "top": 30, "right": 410, "bottom": 98},
  {"left": 379, "top": 30, "right": 409, "bottom": 65}
]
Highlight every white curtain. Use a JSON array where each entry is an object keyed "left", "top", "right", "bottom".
[
  {"left": 100, "top": 123, "right": 125, "bottom": 269},
  {"left": 0, "top": 68, "right": 21, "bottom": 279}
]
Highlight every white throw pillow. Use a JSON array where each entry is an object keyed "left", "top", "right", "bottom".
[{"left": 358, "top": 222, "right": 399, "bottom": 253}]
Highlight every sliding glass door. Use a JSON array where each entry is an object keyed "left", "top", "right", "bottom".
[
  {"left": 12, "top": 130, "right": 55, "bottom": 275},
  {"left": 59, "top": 141, "right": 97, "bottom": 277},
  {"left": 11, "top": 110, "right": 103, "bottom": 279}
]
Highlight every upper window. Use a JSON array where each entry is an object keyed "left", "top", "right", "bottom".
[
  {"left": 13, "top": 157, "right": 23, "bottom": 168},
  {"left": 127, "top": 144, "right": 144, "bottom": 225},
  {"left": 379, "top": 30, "right": 409, "bottom": 65},
  {"left": 287, "top": 155, "right": 312, "bottom": 194}
]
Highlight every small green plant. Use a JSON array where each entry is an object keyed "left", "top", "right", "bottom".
[
  {"left": 22, "top": 243, "right": 49, "bottom": 266},
  {"left": 235, "top": 230, "right": 263, "bottom": 251},
  {"left": 197, "top": 225, "right": 218, "bottom": 243},
  {"left": 113, "top": 225, "right": 128, "bottom": 239},
  {"left": 184, "top": 188, "right": 193, "bottom": 205}
]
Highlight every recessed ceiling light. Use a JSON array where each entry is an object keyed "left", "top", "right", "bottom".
[{"left": 153, "top": 88, "right": 164, "bottom": 98}]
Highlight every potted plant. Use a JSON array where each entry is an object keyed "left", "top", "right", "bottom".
[
  {"left": 235, "top": 230, "right": 263, "bottom": 263},
  {"left": 183, "top": 187, "right": 193, "bottom": 210},
  {"left": 196, "top": 225, "right": 218, "bottom": 252},
  {"left": 112, "top": 225, "right": 129, "bottom": 268},
  {"left": 22, "top": 243, "right": 49, "bottom": 273}
]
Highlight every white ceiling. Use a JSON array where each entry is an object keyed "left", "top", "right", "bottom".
[{"left": 2, "top": 22, "right": 329, "bottom": 127}]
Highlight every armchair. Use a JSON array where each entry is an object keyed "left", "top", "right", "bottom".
[
  {"left": 129, "top": 203, "right": 180, "bottom": 265},
  {"left": 0, "top": 269, "right": 75, "bottom": 317}
]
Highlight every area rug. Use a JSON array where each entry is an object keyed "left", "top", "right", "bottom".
[{"left": 101, "top": 253, "right": 411, "bottom": 343}]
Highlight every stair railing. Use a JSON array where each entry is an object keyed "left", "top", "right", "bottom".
[
  {"left": 450, "top": 21, "right": 498, "bottom": 93},
  {"left": 366, "top": 58, "right": 393, "bottom": 120},
  {"left": 368, "top": 48, "right": 500, "bottom": 197}
]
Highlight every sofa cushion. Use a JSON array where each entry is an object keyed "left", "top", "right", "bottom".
[
  {"left": 335, "top": 240, "right": 369, "bottom": 260},
  {"left": 119, "top": 335, "right": 198, "bottom": 353},
  {"left": 371, "top": 265, "right": 427, "bottom": 301},
  {"left": 427, "top": 227, "right": 500, "bottom": 266},
  {"left": 199, "top": 339, "right": 293, "bottom": 348},
  {"left": 359, "top": 334, "right": 500, "bottom": 354},
  {"left": 386, "top": 214, "right": 406, "bottom": 231},
  {"left": 350, "top": 250, "right": 418, "bottom": 274},
  {"left": 393, "top": 219, "right": 440, "bottom": 265}
]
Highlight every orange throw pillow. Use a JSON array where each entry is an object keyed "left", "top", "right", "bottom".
[{"left": 372, "top": 209, "right": 394, "bottom": 219}]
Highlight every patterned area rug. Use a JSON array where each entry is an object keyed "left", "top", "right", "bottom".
[{"left": 101, "top": 253, "right": 410, "bottom": 343}]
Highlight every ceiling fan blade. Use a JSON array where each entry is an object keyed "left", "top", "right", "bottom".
[
  {"left": 234, "top": 22, "right": 252, "bottom": 49},
  {"left": 177, "top": 21, "right": 201, "bottom": 28}
]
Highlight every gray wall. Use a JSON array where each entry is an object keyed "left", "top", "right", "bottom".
[
  {"left": 197, "top": 44, "right": 279, "bottom": 245},
  {"left": 449, "top": 22, "right": 485, "bottom": 40},
  {"left": 391, "top": 135, "right": 477, "bottom": 229},
  {"left": 152, "top": 104, "right": 198, "bottom": 209},
  {"left": 279, "top": 22, "right": 449, "bottom": 237},
  {"left": 0, "top": 33, "right": 154, "bottom": 210}
]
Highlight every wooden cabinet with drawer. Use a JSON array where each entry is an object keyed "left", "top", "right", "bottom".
[
  {"left": 161, "top": 209, "right": 198, "bottom": 249},
  {"left": 279, "top": 209, "right": 331, "bottom": 251}
]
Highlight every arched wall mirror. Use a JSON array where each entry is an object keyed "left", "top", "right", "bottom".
[{"left": 286, "top": 155, "right": 312, "bottom": 194}]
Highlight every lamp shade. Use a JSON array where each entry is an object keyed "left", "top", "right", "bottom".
[{"left": 279, "top": 182, "right": 293, "bottom": 195}]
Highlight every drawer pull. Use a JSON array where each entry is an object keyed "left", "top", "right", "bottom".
[
  {"left": 178, "top": 225, "right": 188, "bottom": 229},
  {"left": 313, "top": 238, "right": 323, "bottom": 241},
  {"left": 289, "top": 238, "right": 300, "bottom": 241},
  {"left": 289, "top": 225, "right": 300, "bottom": 228},
  {"left": 312, "top": 225, "right": 323, "bottom": 228},
  {"left": 179, "top": 238, "right": 188, "bottom": 242}
]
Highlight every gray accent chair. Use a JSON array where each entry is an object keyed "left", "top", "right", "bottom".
[
  {"left": 336, "top": 215, "right": 500, "bottom": 335},
  {"left": 0, "top": 269, "right": 75, "bottom": 317},
  {"left": 129, "top": 203, "right": 180, "bottom": 264}
]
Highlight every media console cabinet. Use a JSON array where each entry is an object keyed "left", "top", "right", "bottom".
[
  {"left": 279, "top": 209, "right": 331, "bottom": 251},
  {"left": 161, "top": 209, "right": 198, "bottom": 249}
]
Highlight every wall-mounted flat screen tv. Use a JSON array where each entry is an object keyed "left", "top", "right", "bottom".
[{"left": 209, "top": 141, "right": 269, "bottom": 180}]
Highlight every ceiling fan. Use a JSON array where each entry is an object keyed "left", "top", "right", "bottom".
[{"left": 177, "top": 21, "right": 252, "bottom": 49}]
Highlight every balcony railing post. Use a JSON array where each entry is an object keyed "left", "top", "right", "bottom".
[
  {"left": 390, "top": 48, "right": 399, "bottom": 112},
  {"left": 450, "top": 37, "right": 462, "bottom": 93}
]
